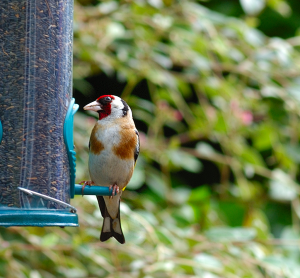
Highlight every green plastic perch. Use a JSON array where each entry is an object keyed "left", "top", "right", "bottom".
[{"left": 74, "top": 184, "right": 113, "bottom": 196}]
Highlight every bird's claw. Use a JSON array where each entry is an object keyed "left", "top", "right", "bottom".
[
  {"left": 79, "top": 180, "right": 95, "bottom": 186},
  {"left": 79, "top": 180, "right": 95, "bottom": 196},
  {"left": 109, "top": 184, "right": 120, "bottom": 199}
]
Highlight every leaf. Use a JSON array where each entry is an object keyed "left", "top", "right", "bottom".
[
  {"left": 287, "top": 85, "right": 300, "bottom": 103},
  {"left": 59, "top": 268, "right": 88, "bottom": 278},
  {"left": 173, "top": 204, "right": 196, "bottom": 224},
  {"left": 243, "top": 209, "right": 270, "bottom": 239},
  {"left": 168, "top": 149, "right": 202, "bottom": 173},
  {"left": 240, "top": 146, "right": 264, "bottom": 166},
  {"left": 189, "top": 186, "right": 211, "bottom": 202},
  {"left": 285, "top": 145, "right": 300, "bottom": 163},
  {"left": 269, "top": 169, "right": 298, "bottom": 201},
  {"left": 148, "top": 261, "right": 176, "bottom": 272},
  {"left": 97, "top": 1, "right": 118, "bottom": 14},
  {"left": 106, "top": 22, "right": 126, "bottom": 39},
  {"left": 127, "top": 167, "right": 145, "bottom": 190},
  {"left": 194, "top": 253, "right": 223, "bottom": 271},
  {"left": 148, "top": 0, "right": 164, "bottom": 9},
  {"left": 171, "top": 187, "right": 191, "bottom": 204},
  {"left": 30, "top": 271, "right": 42, "bottom": 278},
  {"left": 214, "top": 113, "right": 227, "bottom": 133},
  {"left": 263, "top": 256, "right": 300, "bottom": 277},
  {"left": 217, "top": 201, "right": 245, "bottom": 226},
  {"left": 130, "top": 97, "right": 155, "bottom": 113},
  {"left": 130, "top": 260, "right": 146, "bottom": 271},
  {"left": 146, "top": 171, "right": 167, "bottom": 198},
  {"left": 240, "top": 0, "right": 266, "bottom": 15},
  {"left": 261, "top": 85, "right": 282, "bottom": 98},
  {"left": 244, "top": 28, "right": 265, "bottom": 46},
  {"left": 206, "top": 227, "right": 256, "bottom": 242},
  {"left": 152, "top": 53, "right": 173, "bottom": 69},
  {"left": 136, "top": 210, "right": 159, "bottom": 226},
  {"left": 252, "top": 124, "right": 277, "bottom": 151},
  {"left": 41, "top": 234, "right": 59, "bottom": 247},
  {"left": 193, "top": 56, "right": 211, "bottom": 71},
  {"left": 280, "top": 226, "right": 300, "bottom": 260},
  {"left": 196, "top": 142, "right": 216, "bottom": 157}
]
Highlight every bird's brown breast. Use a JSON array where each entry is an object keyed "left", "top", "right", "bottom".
[
  {"left": 90, "top": 118, "right": 137, "bottom": 161},
  {"left": 113, "top": 126, "right": 137, "bottom": 160},
  {"left": 90, "top": 124, "right": 104, "bottom": 155}
]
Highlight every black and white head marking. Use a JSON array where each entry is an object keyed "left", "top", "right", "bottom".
[{"left": 121, "top": 99, "right": 129, "bottom": 117}]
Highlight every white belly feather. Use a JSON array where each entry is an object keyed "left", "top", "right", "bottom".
[
  {"left": 89, "top": 151, "right": 134, "bottom": 187},
  {"left": 88, "top": 123, "right": 134, "bottom": 188}
]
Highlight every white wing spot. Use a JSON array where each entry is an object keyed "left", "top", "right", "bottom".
[
  {"left": 103, "top": 217, "right": 111, "bottom": 232},
  {"left": 112, "top": 219, "right": 122, "bottom": 234}
]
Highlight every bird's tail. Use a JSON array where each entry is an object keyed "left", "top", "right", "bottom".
[{"left": 97, "top": 196, "right": 125, "bottom": 244}]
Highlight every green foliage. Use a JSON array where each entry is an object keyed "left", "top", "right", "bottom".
[
  {"left": 202, "top": 0, "right": 300, "bottom": 39},
  {"left": 3, "top": 0, "right": 300, "bottom": 277}
]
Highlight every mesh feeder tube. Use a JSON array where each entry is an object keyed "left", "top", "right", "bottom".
[{"left": 0, "top": 0, "right": 78, "bottom": 226}]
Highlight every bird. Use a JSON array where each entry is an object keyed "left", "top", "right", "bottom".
[{"left": 80, "top": 95, "right": 139, "bottom": 244}]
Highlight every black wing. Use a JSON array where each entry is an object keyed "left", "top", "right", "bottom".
[
  {"left": 134, "top": 129, "right": 140, "bottom": 165},
  {"left": 96, "top": 195, "right": 106, "bottom": 217}
]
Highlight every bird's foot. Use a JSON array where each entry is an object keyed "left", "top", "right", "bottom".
[
  {"left": 109, "top": 184, "right": 120, "bottom": 199},
  {"left": 79, "top": 180, "right": 95, "bottom": 196}
]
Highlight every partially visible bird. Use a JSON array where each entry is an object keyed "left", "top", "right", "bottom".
[{"left": 80, "top": 95, "right": 139, "bottom": 244}]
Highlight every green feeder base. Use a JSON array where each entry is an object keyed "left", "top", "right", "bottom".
[{"left": 0, "top": 209, "right": 79, "bottom": 227}]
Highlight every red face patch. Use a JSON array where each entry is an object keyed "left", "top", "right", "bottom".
[
  {"left": 96, "top": 95, "right": 115, "bottom": 120},
  {"left": 96, "top": 95, "right": 115, "bottom": 102}
]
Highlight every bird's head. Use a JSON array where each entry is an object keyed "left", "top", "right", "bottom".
[{"left": 83, "top": 95, "right": 130, "bottom": 120}]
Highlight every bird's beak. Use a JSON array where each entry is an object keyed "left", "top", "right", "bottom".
[{"left": 83, "top": 101, "right": 102, "bottom": 112}]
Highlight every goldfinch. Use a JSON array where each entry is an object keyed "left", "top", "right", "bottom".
[{"left": 81, "top": 95, "right": 139, "bottom": 244}]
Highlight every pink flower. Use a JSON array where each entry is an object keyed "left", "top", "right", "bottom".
[
  {"left": 241, "top": 111, "right": 253, "bottom": 125},
  {"left": 174, "top": 110, "right": 183, "bottom": 121}
]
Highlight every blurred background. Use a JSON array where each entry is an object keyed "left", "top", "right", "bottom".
[{"left": 2, "top": 0, "right": 300, "bottom": 277}]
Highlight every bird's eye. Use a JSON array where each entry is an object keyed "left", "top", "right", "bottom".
[{"left": 97, "top": 96, "right": 113, "bottom": 105}]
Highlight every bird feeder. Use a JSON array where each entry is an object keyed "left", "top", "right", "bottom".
[
  {"left": 0, "top": 0, "right": 114, "bottom": 228},
  {"left": 0, "top": 0, "right": 79, "bottom": 227}
]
